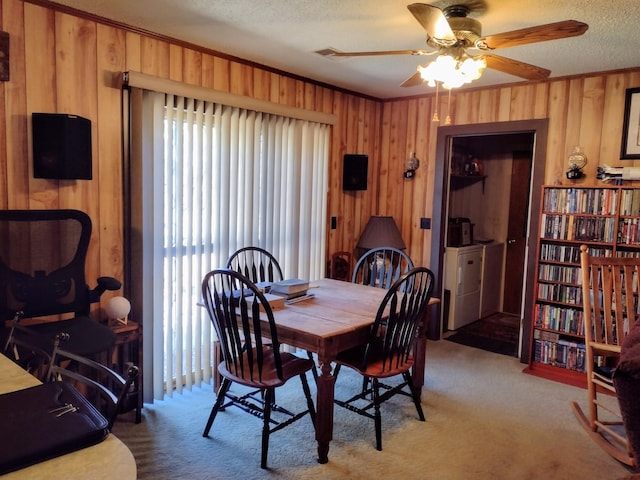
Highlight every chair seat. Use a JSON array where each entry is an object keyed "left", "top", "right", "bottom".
[
  {"left": 25, "top": 317, "right": 116, "bottom": 357},
  {"left": 336, "top": 342, "right": 415, "bottom": 378},
  {"left": 594, "top": 364, "right": 616, "bottom": 380},
  {"left": 218, "top": 349, "right": 314, "bottom": 388},
  {"left": 615, "top": 322, "right": 640, "bottom": 465}
]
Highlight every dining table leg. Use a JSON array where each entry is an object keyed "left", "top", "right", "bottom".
[{"left": 315, "top": 358, "right": 335, "bottom": 464}]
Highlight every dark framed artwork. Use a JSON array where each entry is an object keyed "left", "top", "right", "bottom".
[{"left": 621, "top": 87, "right": 640, "bottom": 159}]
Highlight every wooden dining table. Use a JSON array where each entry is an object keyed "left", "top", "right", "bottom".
[{"left": 267, "top": 278, "right": 437, "bottom": 464}]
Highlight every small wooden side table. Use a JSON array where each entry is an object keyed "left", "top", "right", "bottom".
[{"left": 109, "top": 321, "right": 142, "bottom": 423}]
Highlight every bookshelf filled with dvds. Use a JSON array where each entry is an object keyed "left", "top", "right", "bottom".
[{"left": 527, "top": 185, "right": 640, "bottom": 386}]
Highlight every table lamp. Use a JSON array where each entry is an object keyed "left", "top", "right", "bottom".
[{"left": 356, "top": 215, "right": 406, "bottom": 251}]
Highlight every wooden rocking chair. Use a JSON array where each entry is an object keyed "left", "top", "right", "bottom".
[{"left": 570, "top": 244, "right": 640, "bottom": 467}]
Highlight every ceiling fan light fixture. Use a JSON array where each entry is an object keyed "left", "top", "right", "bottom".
[
  {"left": 324, "top": 5, "right": 588, "bottom": 91},
  {"left": 460, "top": 56, "right": 485, "bottom": 80},
  {"left": 418, "top": 51, "right": 486, "bottom": 89}
]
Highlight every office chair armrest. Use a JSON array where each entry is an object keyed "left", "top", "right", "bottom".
[
  {"left": 88, "top": 276, "right": 122, "bottom": 303},
  {"left": 97, "top": 276, "right": 122, "bottom": 291}
]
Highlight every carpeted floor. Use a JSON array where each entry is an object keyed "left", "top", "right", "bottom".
[
  {"left": 111, "top": 339, "right": 634, "bottom": 480},
  {"left": 446, "top": 312, "right": 520, "bottom": 357}
]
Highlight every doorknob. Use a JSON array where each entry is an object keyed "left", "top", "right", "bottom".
[{"left": 507, "top": 239, "right": 516, "bottom": 244}]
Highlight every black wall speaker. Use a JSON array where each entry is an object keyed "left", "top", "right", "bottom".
[
  {"left": 342, "top": 154, "right": 368, "bottom": 191},
  {"left": 32, "top": 113, "right": 92, "bottom": 180}
]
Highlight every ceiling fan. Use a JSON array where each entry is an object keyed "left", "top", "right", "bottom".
[{"left": 317, "top": 2, "right": 589, "bottom": 88}]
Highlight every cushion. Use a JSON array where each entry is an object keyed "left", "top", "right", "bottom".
[
  {"left": 613, "top": 319, "right": 640, "bottom": 465},
  {"left": 618, "top": 320, "right": 640, "bottom": 378}
]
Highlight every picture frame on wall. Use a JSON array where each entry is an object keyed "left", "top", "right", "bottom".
[{"left": 621, "top": 87, "right": 640, "bottom": 159}]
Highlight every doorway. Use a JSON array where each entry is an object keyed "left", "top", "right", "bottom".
[
  {"left": 447, "top": 134, "right": 534, "bottom": 317},
  {"left": 427, "top": 120, "right": 548, "bottom": 365}
]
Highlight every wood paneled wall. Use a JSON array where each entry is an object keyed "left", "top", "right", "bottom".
[
  {"left": 382, "top": 72, "right": 640, "bottom": 270},
  {"left": 2, "top": 0, "right": 640, "bottom": 306},
  {"left": 0, "top": 0, "right": 383, "bottom": 294}
]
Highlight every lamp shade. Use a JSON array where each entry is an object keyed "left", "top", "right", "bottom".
[{"left": 356, "top": 216, "right": 406, "bottom": 250}]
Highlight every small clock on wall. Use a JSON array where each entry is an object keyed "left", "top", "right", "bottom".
[{"left": 0, "top": 31, "right": 8, "bottom": 82}]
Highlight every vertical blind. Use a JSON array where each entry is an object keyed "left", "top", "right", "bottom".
[{"left": 127, "top": 88, "right": 330, "bottom": 402}]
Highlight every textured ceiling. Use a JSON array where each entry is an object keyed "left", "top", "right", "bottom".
[{"left": 51, "top": 0, "right": 640, "bottom": 99}]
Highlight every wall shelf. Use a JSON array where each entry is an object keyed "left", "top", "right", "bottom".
[{"left": 450, "top": 175, "right": 487, "bottom": 192}]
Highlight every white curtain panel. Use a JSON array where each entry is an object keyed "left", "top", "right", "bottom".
[{"left": 132, "top": 90, "right": 329, "bottom": 401}]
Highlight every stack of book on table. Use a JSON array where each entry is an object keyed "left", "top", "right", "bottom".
[{"left": 270, "top": 278, "right": 314, "bottom": 304}]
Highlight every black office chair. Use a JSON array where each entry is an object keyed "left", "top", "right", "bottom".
[
  {"left": 334, "top": 267, "right": 434, "bottom": 451},
  {"left": 201, "top": 268, "right": 316, "bottom": 469},
  {"left": 0, "top": 209, "right": 121, "bottom": 376},
  {"left": 352, "top": 246, "right": 414, "bottom": 289}
]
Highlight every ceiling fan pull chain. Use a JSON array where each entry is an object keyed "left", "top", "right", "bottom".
[
  {"left": 445, "top": 88, "right": 452, "bottom": 125},
  {"left": 432, "top": 82, "right": 440, "bottom": 123}
]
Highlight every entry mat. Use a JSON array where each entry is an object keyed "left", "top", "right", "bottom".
[{"left": 445, "top": 313, "right": 519, "bottom": 357}]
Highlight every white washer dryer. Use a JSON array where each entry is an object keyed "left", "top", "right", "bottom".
[{"left": 444, "top": 244, "right": 484, "bottom": 330}]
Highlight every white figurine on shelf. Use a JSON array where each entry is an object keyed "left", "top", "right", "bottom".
[{"left": 106, "top": 296, "right": 131, "bottom": 326}]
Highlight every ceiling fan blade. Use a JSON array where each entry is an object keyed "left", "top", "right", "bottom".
[
  {"left": 407, "top": 3, "right": 456, "bottom": 41},
  {"left": 316, "top": 47, "right": 431, "bottom": 58},
  {"left": 401, "top": 70, "right": 424, "bottom": 88},
  {"left": 483, "top": 54, "right": 550, "bottom": 81},
  {"left": 480, "top": 20, "right": 588, "bottom": 50}
]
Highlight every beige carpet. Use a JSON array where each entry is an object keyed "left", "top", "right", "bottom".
[{"left": 112, "top": 340, "right": 634, "bottom": 480}]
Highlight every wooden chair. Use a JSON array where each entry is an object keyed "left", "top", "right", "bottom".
[
  {"left": 226, "top": 246, "right": 284, "bottom": 285},
  {"left": 327, "top": 251, "right": 352, "bottom": 281},
  {"left": 201, "top": 269, "right": 316, "bottom": 469},
  {"left": 570, "top": 244, "right": 640, "bottom": 467},
  {"left": 352, "top": 246, "right": 415, "bottom": 392},
  {"left": 352, "top": 246, "right": 414, "bottom": 289},
  {"left": 218, "top": 246, "right": 286, "bottom": 388},
  {"left": 226, "top": 246, "right": 317, "bottom": 381},
  {"left": 46, "top": 334, "right": 139, "bottom": 431},
  {"left": 333, "top": 267, "right": 434, "bottom": 451}
]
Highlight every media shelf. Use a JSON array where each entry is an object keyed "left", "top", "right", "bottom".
[{"left": 526, "top": 186, "right": 640, "bottom": 386}]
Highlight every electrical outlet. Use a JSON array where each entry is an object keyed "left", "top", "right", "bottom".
[{"left": 420, "top": 218, "right": 431, "bottom": 229}]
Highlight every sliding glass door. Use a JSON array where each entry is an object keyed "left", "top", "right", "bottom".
[{"left": 125, "top": 86, "right": 330, "bottom": 402}]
